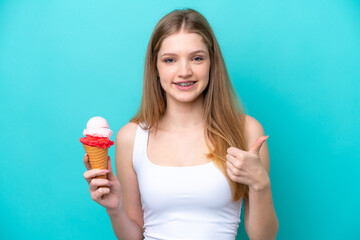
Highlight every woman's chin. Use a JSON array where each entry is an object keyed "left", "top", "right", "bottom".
[{"left": 168, "top": 94, "right": 204, "bottom": 105}]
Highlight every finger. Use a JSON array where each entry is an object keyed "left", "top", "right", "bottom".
[
  {"left": 227, "top": 168, "right": 250, "bottom": 185},
  {"left": 84, "top": 169, "right": 110, "bottom": 184},
  {"left": 83, "top": 153, "right": 91, "bottom": 170},
  {"left": 227, "top": 168, "right": 239, "bottom": 182},
  {"left": 89, "top": 178, "right": 111, "bottom": 191},
  {"left": 226, "top": 153, "right": 244, "bottom": 170},
  {"left": 226, "top": 158, "right": 245, "bottom": 176},
  {"left": 249, "top": 135, "right": 269, "bottom": 154},
  {"left": 91, "top": 187, "right": 111, "bottom": 201},
  {"left": 227, "top": 147, "right": 245, "bottom": 159}
]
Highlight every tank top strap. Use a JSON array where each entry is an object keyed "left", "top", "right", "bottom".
[{"left": 132, "top": 123, "right": 148, "bottom": 173}]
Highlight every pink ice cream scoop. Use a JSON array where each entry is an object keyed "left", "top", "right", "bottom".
[{"left": 83, "top": 116, "right": 113, "bottom": 138}]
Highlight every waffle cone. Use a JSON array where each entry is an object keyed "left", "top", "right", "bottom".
[{"left": 83, "top": 144, "right": 108, "bottom": 179}]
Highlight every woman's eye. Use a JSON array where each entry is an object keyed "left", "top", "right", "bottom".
[
  {"left": 164, "top": 58, "right": 174, "bottom": 63},
  {"left": 193, "top": 56, "right": 203, "bottom": 61}
]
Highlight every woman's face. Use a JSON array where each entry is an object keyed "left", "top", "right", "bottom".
[{"left": 156, "top": 30, "right": 210, "bottom": 105}]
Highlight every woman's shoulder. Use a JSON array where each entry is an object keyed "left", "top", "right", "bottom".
[
  {"left": 244, "top": 114, "right": 265, "bottom": 131},
  {"left": 114, "top": 122, "right": 139, "bottom": 168},
  {"left": 244, "top": 114, "right": 266, "bottom": 146},
  {"left": 115, "top": 122, "right": 139, "bottom": 147}
]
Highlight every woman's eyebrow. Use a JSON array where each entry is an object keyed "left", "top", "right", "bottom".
[{"left": 160, "top": 50, "right": 207, "bottom": 57}]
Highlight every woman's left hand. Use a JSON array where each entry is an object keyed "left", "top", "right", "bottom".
[{"left": 226, "top": 135, "right": 270, "bottom": 192}]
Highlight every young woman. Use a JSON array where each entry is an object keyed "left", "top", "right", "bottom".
[{"left": 83, "top": 8, "right": 278, "bottom": 240}]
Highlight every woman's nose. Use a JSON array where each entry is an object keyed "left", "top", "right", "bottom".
[{"left": 178, "top": 60, "right": 192, "bottom": 77}]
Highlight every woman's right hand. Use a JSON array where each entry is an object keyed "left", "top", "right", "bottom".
[{"left": 83, "top": 154, "right": 123, "bottom": 212}]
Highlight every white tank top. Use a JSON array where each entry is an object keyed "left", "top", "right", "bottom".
[{"left": 133, "top": 124, "right": 242, "bottom": 240}]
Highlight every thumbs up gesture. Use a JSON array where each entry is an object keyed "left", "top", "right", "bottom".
[{"left": 226, "top": 135, "right": 270, "bottom": 192}]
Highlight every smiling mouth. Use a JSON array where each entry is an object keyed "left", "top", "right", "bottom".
[{"left": 174, "top": 81, "right": 196, "bottom": 87}]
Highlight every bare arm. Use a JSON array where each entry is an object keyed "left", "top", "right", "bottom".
[
  {"left": 107, "top": 122, "right": 144, "bottom": 240},
  {"left": 244, "top": 115, "right": 279, "bottom": 240}
]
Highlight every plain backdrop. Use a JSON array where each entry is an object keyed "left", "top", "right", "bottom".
[{"left": 1, "top": 0, "right": 359, "bottom": 239}]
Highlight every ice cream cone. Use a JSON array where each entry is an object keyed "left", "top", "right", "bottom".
[{"left": 83, "top": 144, "right": 108, "bottom": 179}]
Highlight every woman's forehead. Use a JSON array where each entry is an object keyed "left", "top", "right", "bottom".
[{"left": 159, "top": 32, "right": 208, "bottom": 55}]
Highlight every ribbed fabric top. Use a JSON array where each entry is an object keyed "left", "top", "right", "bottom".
[{"left": 133, "top": 124, "right": 242, "bottom": 240}]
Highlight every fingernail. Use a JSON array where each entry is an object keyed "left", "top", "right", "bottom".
[{"left": 101, "top": 169, "right": 109, "bottom": 173}]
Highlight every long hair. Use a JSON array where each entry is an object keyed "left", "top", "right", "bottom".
[{"left": 130, "top": 8, "right": 249, "bottom": 201}]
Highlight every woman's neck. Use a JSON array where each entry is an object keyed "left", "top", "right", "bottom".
[{"left": 159, "top": 96, "right": 205, "bottom": 131}]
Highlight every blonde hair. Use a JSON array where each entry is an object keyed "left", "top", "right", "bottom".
[{"left": 131, "top": 8, "right": 249, "bottom": 201}]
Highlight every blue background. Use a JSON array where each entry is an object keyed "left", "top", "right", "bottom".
[{"left": 1, "top": 0, "right": 359, "bottom": 239}]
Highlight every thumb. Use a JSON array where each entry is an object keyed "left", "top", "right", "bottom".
[
  {"left": 249, "top": 135, "right": 269, "bottom": 154},
  {"left": 107, "top": 156, "right": 117, "bottom": 181}
]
